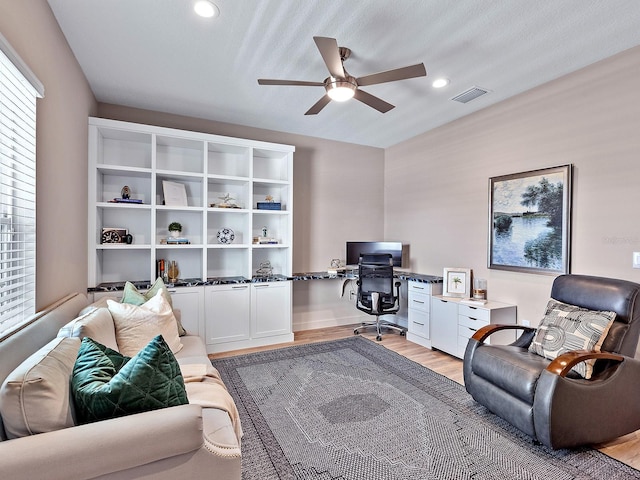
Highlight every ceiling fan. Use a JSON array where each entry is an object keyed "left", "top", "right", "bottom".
[{"left": 258, "top": 36, "right": 427, "bottom": 115}]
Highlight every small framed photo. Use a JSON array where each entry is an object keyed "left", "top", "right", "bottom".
[
  {"left": 443, "top": 268, "right": 471, "bottom": 297},
  {"left": 162, "top": 180, "right": 188, "bottom": 207}
]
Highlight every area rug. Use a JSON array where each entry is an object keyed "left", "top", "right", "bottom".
[{"left": 211, "top": 336, "right": 640, "bottom": 480}]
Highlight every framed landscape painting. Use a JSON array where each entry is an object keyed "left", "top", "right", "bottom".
[{"left": 488, "top": 165, "right": 572, "bottom": 275}]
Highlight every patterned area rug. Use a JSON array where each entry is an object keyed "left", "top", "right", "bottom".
[{"left": 211, "top": 336, "right": 640, "bottom": 480}]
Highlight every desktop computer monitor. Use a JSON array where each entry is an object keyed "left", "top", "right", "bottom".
[{"left": 346, "top": 241, "right": 404, "bottom": 267}]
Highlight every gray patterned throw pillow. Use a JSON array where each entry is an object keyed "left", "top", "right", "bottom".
[{"left": 528, "top": 299, "right": 616, "bottom": 379}]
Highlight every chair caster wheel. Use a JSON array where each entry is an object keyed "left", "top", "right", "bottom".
[
  {"left": 376, "top": 335, "right": 382, "bottom": 341},
  {"left": 354, "top": 329, "right": 360, "bottom": 335},
  {"left": 400, "top": 330, "right": 406, "bottom": 337}
]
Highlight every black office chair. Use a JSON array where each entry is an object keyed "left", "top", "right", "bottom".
[{"left": 353, "top": 253, "right": 404, "bottom": 341}]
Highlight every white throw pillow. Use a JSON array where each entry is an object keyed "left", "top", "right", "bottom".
[
  {"left": 0, "top": 337, "right": 81, "bottom": 439},
  {"left": 107, "top": 291, "right": 183, "bottom": 357}
]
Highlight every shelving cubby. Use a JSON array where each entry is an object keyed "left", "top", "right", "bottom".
[{"left": 89, "top": 117, "right": 294, "bottom": 288}]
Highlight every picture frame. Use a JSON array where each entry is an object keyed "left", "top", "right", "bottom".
[
  {"left": 162, "top": 180, "right": 188, "bottom": 207},
  {"left": 443, "top": 268, "right": 471, "bottom": 298},
  {"left": 489, "top": 164, "right": 572, "bottom": 275}
]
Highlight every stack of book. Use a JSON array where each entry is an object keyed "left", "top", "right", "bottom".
[
  {"left": 165, "top": 237, "right": 190, "bottom": 245},
  {"left": 253, "top": 236, "right": 278, "bottom": 245},
  {"left": 109, "top": 198, "right": 143, "bottom": 204}
]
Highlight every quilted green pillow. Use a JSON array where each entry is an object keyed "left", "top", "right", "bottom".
[
  {"left": 121, "top": 278, "right": 187, "bottom": 335},
  {"left": 71, "top": 335, "right": 188, "bottom": 424}
]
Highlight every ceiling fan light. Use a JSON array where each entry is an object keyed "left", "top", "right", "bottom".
[
  {"left": 194, "top": 1, "right": 219, "bottom": 18},
  {"left": 325, "top": 77, "right": 356, "bottom": 102}
]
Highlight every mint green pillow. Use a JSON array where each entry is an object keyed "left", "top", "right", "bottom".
[
  {"left": 121, "top": 278, "right": 187, "bottom": 336},
  {"left": 71, "top": 336, "right": 188, "bottom": 424},
  {"left": 121, "top": 278, "right": 173, "bottom": 307}
]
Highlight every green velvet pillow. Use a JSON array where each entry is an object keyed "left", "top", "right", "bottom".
[
  {"left": 121, "top": 278, "right": 187, "bottom": 336},
  {"left": 71, "top": 336, "right": 188, "bottom": 424}
]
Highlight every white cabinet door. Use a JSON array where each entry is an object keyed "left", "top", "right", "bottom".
[
  {"left": 205, "top": 284, "right": 250, "bottom": 345},
  {"left": 251, "top": 281, "right": 292, "bottom": 339},
  {"left": 168, "top": 286, "right": 204, "bottom": 338},
  {"left": 431, "top": 297, "right": 458, "bottom": 356}
]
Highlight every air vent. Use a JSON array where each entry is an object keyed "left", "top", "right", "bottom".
[{"left": 450, "top": 86, "right": 490, "bottom": 104}]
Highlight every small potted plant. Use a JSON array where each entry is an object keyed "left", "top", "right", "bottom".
[{"left": 168, "top": 222, "right": 182, "bottom": 238}]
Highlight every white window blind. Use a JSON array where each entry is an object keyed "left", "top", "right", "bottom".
[{"left": 0, "top": 40, "right": 41, "bottom": 336}]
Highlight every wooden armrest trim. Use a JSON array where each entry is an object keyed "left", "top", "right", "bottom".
[
  {"left": 546, "top": 350, "right": 624, "bottom": 377},
  {"left": 471, "top": 324, "right": 535, "bottom": 343}
]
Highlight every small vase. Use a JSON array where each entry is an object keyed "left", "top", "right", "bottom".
[
  {"left": 170, "top": 230, "right": 180, "bottom": 238},
  {"left": 168, "top": 260, "right": 179, "bottom": 283}
]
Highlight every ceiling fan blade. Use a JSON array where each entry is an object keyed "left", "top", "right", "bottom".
[
  {"left": 353, "top": 89, "right": 395, "bottom": 113},
  {"left": 313, "top": 36, "right": 345, "bottom": 79},
  {"left": 258, "top": 79, "right": 324, "bottom": 86},
  {"left": 356, "top": 63, "right": 426, "bottom": 87},
  {"left": 305, "top": 95, "right": 332, "bottom": 115}
]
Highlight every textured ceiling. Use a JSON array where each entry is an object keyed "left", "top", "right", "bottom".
[{"left": 47, "top": 0, "right": 640, "bottom": 148}]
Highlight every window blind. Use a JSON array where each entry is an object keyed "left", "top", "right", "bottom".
[{"left": 0, "top": 43, "right": 39, "bottom": 336}]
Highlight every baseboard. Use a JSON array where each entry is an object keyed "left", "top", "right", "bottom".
[{"left": 293, "top": 314, "right": 366, "bottom": 332}]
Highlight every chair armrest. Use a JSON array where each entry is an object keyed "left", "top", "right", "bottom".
[
  {"left": 545, "top": 350, "right": 624, "bottom": 377},
  {"left": 0, "top": 404, "right": 204, "bottom": 480},
  {"left": 471, "top": 324, "right": 535, "bottom": 343}
]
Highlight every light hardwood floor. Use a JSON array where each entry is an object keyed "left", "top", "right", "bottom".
[{"left": 209, "top": 324, "right": 640, "bottom": 469}]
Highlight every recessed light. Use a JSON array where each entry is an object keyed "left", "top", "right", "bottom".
[
  {"left": 194, "top": 1, "right": 219, "bottom": 18},
  {"left": 432, "top": 78, "right": 450, "bottom": 88}
]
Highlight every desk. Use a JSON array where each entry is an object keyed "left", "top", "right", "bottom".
[{"left": 291, "top": 271, "right": 443, "bottom": 344}]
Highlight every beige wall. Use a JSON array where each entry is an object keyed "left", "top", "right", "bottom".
[
  {"left": 0, "top": 0, "right": 98, "bottom": 309},
  {"left": 385, "top": 45, "right": 640, "bottom": 326},
  {"left": 97, "top": 104, "right": 384, "bottom": 329},
  {"left": 5, "top": 0, "right": 640, "bottom": 331}
]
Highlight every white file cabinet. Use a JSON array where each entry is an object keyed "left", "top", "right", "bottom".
[
  {"left": 406, "top": 281, "right": 442, "bottom": 349},
  {"left": 430, "top": 295, "right": 517, "bottom": 359}
]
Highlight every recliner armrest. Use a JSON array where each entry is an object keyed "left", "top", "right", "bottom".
[
  {"left": 545, "top": 350, "right": 624, "bottom": 377},
  {"left": 471, "top": 324, "right": 535, "bottom": 343}
]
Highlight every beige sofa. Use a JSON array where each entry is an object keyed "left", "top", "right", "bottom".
[{"left": 0, "top": 292, "right": 242, "bottom": 480}]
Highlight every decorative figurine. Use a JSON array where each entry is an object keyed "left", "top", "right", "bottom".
[
  {"left": 256, "top": 261, "right": 273, "bottom": 277},
  {"left": 121, "top": 185, "right": 131, "bottom": 199},
  {"left": 218, "top": 193, "right": 236, "bottom": 206}
]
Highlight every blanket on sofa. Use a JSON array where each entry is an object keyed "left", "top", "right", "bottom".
[{"left": 182, "top": 364, "right": 242, "bottom": 441}]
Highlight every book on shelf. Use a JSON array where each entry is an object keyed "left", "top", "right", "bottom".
[
  {"left": 109, "top": 197, "right": 143, "bottom": 204},
  {"left": 460, "top": 298, "right": 488, "bottom": 306},
  {"left": 253, "top": 236, "right": 279, "bottom": 244},
  {"left": 165, "top": 237, "right": 190, "bottom": 244}
]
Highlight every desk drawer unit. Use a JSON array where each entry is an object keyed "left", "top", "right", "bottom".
[
  {"left": 406, "top": 281, "right": 442, "bottom": 346},
  {"left": 456, "top": 301, "right": 517, "bottom": 358}
]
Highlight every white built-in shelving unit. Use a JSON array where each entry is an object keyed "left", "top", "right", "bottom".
[{"left": 88, "top": 117, "right": 294, "bottom": 287}]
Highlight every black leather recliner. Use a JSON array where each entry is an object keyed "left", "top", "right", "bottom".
[{"left": 464, "top": 274, "right": 640, "bottom": 449}]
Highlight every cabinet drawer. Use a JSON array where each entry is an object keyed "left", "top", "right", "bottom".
[
  {"left": 458, "top": 304, "right": 490, "bottom": 322},
  {"left": 408, "top": 310, "right": 429, "bottom": 338},
  {"left": 458, "top": 324, "right": 481, "bottom": 340},
  {"left": 408, "top": 282, "right": 432, "bottom": 295},
  {"left": 458, "top": 314, "right": 489, "bottom": 330},
  {"left": 408, "top": 292, "right": 430, "bottom": 313}
]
